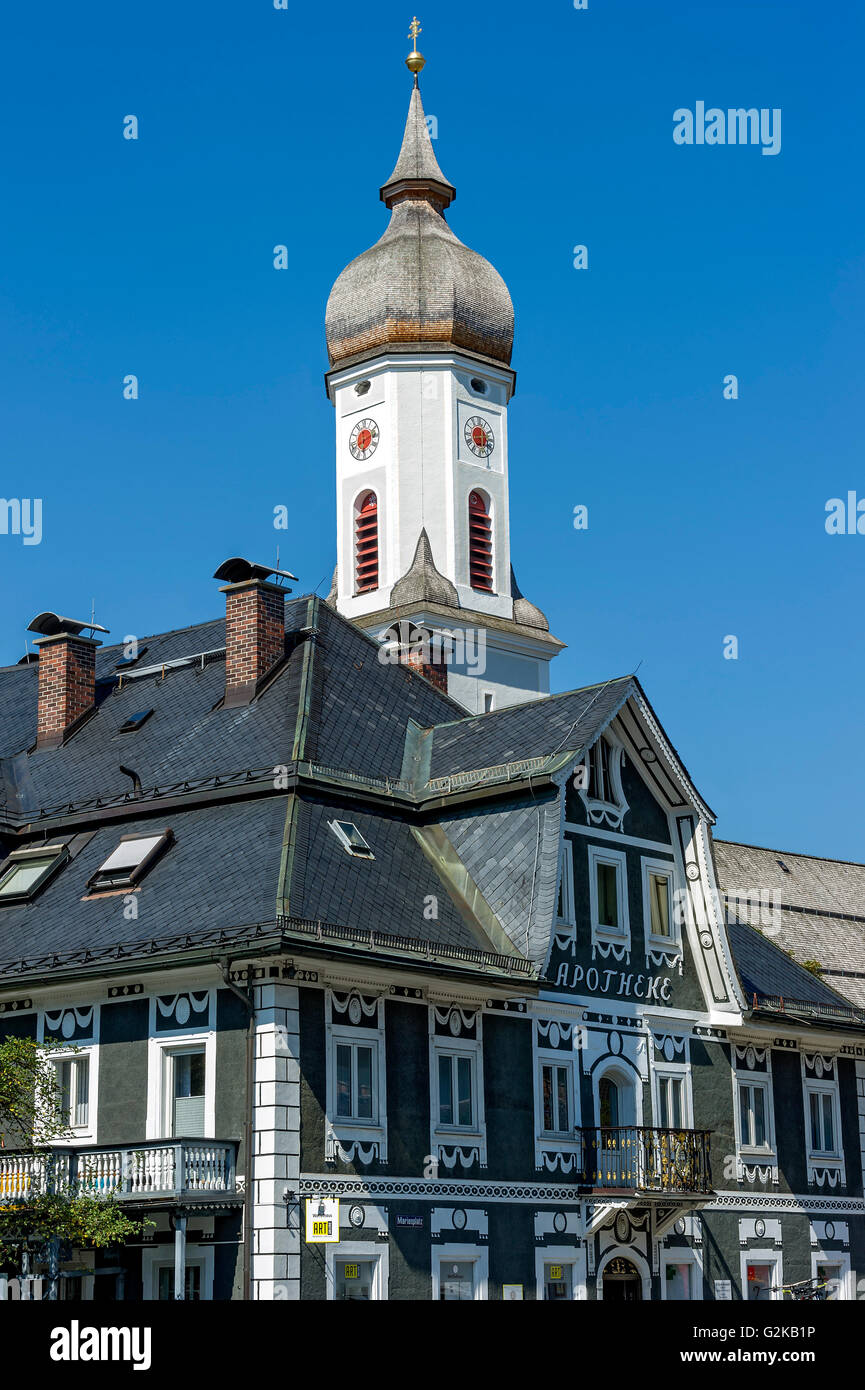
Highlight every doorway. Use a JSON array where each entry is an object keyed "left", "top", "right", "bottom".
[{"left": 602, "top": 1257, "right": 643, "bottom": 1302}]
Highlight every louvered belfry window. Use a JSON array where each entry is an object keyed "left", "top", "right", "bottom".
[
  {"left": 355, "top": 491, "right": 379, "bottom": 593},
  {"left": 468, "top": 491, "right": 493, "bottom": 591}
]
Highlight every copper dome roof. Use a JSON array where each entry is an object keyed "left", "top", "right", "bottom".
[{"left": 325, "top": 82, "right": 514, "bottom": 370}]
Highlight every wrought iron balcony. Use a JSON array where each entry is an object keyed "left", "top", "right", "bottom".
[
  {"left": 0, "top": 1140, "right": 237, "bottom": 1203},
  {"left": 578, "top": 1126, "right": 712, "bottom": 1195}
]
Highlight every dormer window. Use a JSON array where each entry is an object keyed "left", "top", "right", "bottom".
[
  {"left": 581, "top": 734, "right": 628, "bottom": 831},
  {"left": 588, "top": 737, "right": 613, "bottom": 801}
]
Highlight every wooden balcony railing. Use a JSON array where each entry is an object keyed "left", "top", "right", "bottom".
[
  {"left": 0, "top": 1140, "right": 237, "bottom": 1203},
  {"left": 579, "top": 1126, "right": 712, "bottom": 1194}
]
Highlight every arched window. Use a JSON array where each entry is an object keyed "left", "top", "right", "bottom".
[
  {"left": 355, "top": 491, "right": 379, "bottom": 593},
  {"left": 468, "top": 491, "right": 493, "bottom": 592}
]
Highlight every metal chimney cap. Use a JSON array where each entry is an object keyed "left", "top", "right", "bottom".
[
  {"left": 213, "top": 557, "right": 298, "bottom": 585},
  {"left": 27, "top": 612, "right": 110, "bottom": 637}
]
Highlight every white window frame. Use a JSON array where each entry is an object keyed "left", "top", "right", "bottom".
[
  {"left": 660, "top": 1248, "right": 704, "bottom": 1300},
  {"left": 803, "top": 1076, "right": 844, "bottom": 1180},
  {"left": 142, "top": 1244, "right": 214, "bottom": 1301},
  {"left": 325, "top": 1241, "right": 389, "bottom": 1301},
  {"left": 434, "top": 1046, "right": 479, "bottom": 1133},
  {"left": 587, "top": 843, "right": 630, "bottom": 951},
  {"left": 732, "top": 1058, "right": 777, "bottom": 1174},
  {"left": 580, "top": 734, "right": 629, "bottom": 829},
  {"left": 429, "top": 1029, "right": 486, "bottom": 1168},
  {"left": 538, "top": 1055, "right": 576, "bottom": 1139},
  {"left": 325, "top": 994, "right": 388, "bottom": 1161},
  {"left": 38, "top": 1007, "right": 100, "bottom": 1146},
  {"left": 740, "top": 1249, "right": 783, "bottom": 1302},
  {"left": 147, "top": 1038, "right": 215, "bottom": 1142},
  {"left": 652, "top": 1063, "right": 693, "bottom": 1131},
  {"left": 556, "top": 839, "right": 575, "bottom": 929},
  {"left": 432, "top": 1243, "right": 489, "bottom": 1300},
  {"left": 534, "top": 1246, "right": 587, "bottom": 1301},
  {"left": 810, "top": 1248, "right": 852, "bottom": 1301},
  {"left": 641, "top": 856, "right": 679, "bottom": 950},
  {"left": 333, "top": 1035, "right": 380, "bottom": 1125}
]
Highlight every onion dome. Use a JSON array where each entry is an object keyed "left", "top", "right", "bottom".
[{"left": 325, "top": 79, "right": 514, "bottom": 370}]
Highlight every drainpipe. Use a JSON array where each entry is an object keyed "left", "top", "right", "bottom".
[{"left": 220, "top": 961, "right": 255, "bottom": 1302}]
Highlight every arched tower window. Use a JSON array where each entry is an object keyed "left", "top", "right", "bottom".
[
  {"left": 355, "top": 491, "right": 379, "bottom": 593},
  {"left": 468, "top": 491, "right": 493, "bottom": 592}
]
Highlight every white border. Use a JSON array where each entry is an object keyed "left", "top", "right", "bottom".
[
  {"left": 432, "top": 1242, "right": 489, "bottom": 1300},
  {"left": 325, "top": 1240, "right": 389, "bottom": 1300}
]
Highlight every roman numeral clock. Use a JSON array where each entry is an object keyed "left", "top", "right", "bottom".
[{"left": 349, "top": 418, "right": 380, "bottom": 461}]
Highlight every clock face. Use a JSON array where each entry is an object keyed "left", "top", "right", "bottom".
[
  {"left": 349, "top": 418, "right": 379, "bottom": 461},
  {"left": 464, "top": 415, "right": 495, "bottom": 458}
]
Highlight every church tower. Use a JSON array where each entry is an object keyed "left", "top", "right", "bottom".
[{"left": 324, "top": 22, "right": 563, "bottom": 713}]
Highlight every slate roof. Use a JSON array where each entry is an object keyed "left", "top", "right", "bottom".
[
  {"left": 726, "top": 917, "right": 857, "bottom": 1012},
  {"left": 714, "top": 839, "right": 865, "bottom": 1010},
  {"left": 426, "top": 677, "right": 635, "bottom": 779}
]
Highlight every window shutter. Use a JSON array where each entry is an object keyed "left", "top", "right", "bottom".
[
  {"left": 355, "top": 492, "right": 379, "bottom": 593},
  {"left": 468, "top": 491, "right": 493, "bottom": 591}
]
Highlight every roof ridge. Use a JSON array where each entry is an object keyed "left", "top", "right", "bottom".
[
  {"left": 423, "top": 674, "right": 634, "bottom": 733},
  {"left": 715, "top": 838, "right": 865, "bottom": 872}
]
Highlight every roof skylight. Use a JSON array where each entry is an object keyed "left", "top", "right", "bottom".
[
  {"left": 329, "top": 820, "right": 374, "bottom": 859},
  {"left": 87, "top": 830, "right": 172, "bottom": 891},
  {"left": 0, "top": 845, "right": 68, "bottom": 904}
]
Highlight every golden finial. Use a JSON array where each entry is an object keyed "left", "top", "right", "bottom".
[{"left": 406, "top": 16, "right": 426, "bottom": 75}]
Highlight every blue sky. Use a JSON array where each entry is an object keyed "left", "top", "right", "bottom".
[{"left": 1, "top": 0, "right": 862, "bottom": 859}]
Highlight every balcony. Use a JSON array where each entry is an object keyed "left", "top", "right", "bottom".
[
  {"left": 0, "top": 1140, "right": 238, "bottom": 1204},
  {"left": 579, "top": 1126, "right": 712, "bottom": 1195}
]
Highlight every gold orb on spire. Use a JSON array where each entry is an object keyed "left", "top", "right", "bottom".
[{"left": 406, "top": 16, "right": 425, "bottom": 74}]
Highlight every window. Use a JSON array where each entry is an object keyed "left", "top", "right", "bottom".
[
  {"left": 664, "top": 1261, "right": 693, "bottom": 1300},
  {"left": 328, "top": 820, "right": 374, "bottom": 860},
  {"left": 556, "top": 840, "right": 575, "bottom": 927},
  {"left": 167, "top": 1049, "right": 206, "bottom": 1137},
  {"left": 543, "top": 1261, "right": 573, "bottom": 1300},
  {"left": 541, "top": 1062, "right": 572, "bottom": 1135},
  {"left": 739, "top": 1080, "right": 769, "bottom": 1149},
  {"left": 745, "top": 1260, "right": 778, "bottom": 1301},
  {"left": 0, "top": 845, "right": 67, "bottom": 904},
  {"left": 87, "top": 830, "right": 172, "bottom": 891},
  {"left": 648, "top": 873, "right": 671, "bottom": 937},
  {"left": 438, "top": 1052, "right": 475, "bottom": 1129},
  {"left": 588, "top": 737, "right": 614, "bottom": 801},
  {"left": 355, "top": 491, "right": 379, "bottom": 594},
  {"left": 157, "top": 1265, "right": 202, "bottom": 1301},
  {"left": 52, "top": 1056, "right": 90, "bottom": 1129},
  {"left": 433, "top": 1248, "right": 488, "bottom": 1300},
  {"left": 119, "top": 709, "right": 153, "bottom": 732},
  {"left": 336, "top": 1041, "right": 376, "bottom": 1123},
  {"left": 807, "top": 1087, "right": 838, "bottom": 1155},
  {"left": 657, "top": 1075, "right": 684, "bottom": 1130},
  {"left": 598, "top": 863, "right": 618, "bottom": 926},
  {"left": 468, "top": 491, "right": 493, "bottom": 592},
  {"left": 482, "top": 691, "right": 494, "bottom": 713},
  {"left": 588, "top": 845, "right": 629, "bottom": 948},
  {"left": 326, "top": 1244, "right": 389, "bottom": 1301},
  {"left": 599, "top": 1075, "right": 620, "bottom": 1128},
  {"left": 325, "top": 994, "right": 387, "bottom": 1162}
]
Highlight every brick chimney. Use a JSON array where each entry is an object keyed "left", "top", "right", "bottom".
[
  {"left": 27, "top": 612, "right": 108, "bottom": 749},
  {"left": 383, "top": 620, "right": 449, "bottom": 695},
  {"left": 214, "top": 558, "right": 296, "bottom": 707}
]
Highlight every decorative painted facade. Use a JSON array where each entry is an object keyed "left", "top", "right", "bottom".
[{"left": 1, "top": 41, "right": 863, "bottom": 1306}]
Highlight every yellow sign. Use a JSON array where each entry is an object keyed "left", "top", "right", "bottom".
[
  {"left": 305, "top": 1196, "right": 340, "bottom": 1243},
  {"left": 549, "top": 1265, "right": 563, "bottom": 1280},
  {"left": 343, "top": 1264, "right": 359, "bottom": 1279}
]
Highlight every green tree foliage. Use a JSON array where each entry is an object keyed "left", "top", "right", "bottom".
[{"left": 0, "top": 1035, "right": 146, "bottom": 1272}]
